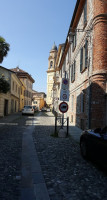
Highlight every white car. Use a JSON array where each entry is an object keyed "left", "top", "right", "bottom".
[{"left": 22, "top": 105, "right": 34, "bottom": 116}]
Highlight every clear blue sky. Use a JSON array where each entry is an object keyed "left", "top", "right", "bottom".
[{"left": 0, "top": 0, "right": 76, "bottom": 93}]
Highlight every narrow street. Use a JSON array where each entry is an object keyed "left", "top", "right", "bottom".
[{"left": 0, "top": 112, "right": 107, "bottom": 200}]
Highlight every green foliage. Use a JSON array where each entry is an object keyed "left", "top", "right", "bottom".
[
  {"left": 0, "top": 78, "right": 10, "bottom": 93},
  {"left": 0, "top": 36, "right": 10, "bottom": 63}
]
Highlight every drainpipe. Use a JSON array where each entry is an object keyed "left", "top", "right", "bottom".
[{"left": 88, "top": 80, "right": 91, "bottom": 129}]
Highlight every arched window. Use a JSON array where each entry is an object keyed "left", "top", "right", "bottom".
[{"left": 50, "top": 61, "right": 53, "bottom": 68}]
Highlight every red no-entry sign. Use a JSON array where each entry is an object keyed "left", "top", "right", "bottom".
[{"left": 59, "top": 102, "right": 68, "bottom": 113}]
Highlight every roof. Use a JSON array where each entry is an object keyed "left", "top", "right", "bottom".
[
  {"left": 51, "top": 42, "right": 57, "bottom": 51},
  {"left": 58, "top": 0, "right": 85, "bottom": 70},
  {"left": 11, "top": 67, "right": 35, "bottom": 83},
  {"left": 0, "top": 65, "right": 16, "bottom": 74},
  {"left": 0, "top": 66, "right": 23, "bottom": 86},
  {"left": 32, "top": 90, "right": 46, "bottom": 95}
]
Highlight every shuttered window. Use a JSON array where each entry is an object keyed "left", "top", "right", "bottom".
[
  {"left": 80, "top": 48, "right": 83, "bottom": 72},
  {"left": 84, "top": 0, "right": 87, "bottom": 25},
  {"left": 85, "top": 40, "right": 88, "bottom": 67},
  {"left": 71, "top": 61, "right": 76, "bottom": 82},
  {"left": 71, "top": 95, "right": 74, "bottom": 112},
  {"left": 80, "top": 40, "right": 88, "bottom": 72},
  {"left": 72, "top": 32, "right": 77, "bottom": 51}
]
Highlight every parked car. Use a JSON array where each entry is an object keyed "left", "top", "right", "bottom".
[
  {"left": 80, "top": 126, "right": 107, "bottom": 165},
  {"left": 22, "top": 105, "right": 34, "bottom": 116}
]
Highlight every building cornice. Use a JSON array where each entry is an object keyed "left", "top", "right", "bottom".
[{"left": 47, "top": 69, "right": 55, "bottom": 73}]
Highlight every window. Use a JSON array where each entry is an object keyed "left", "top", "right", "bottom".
[
  {"left": 16, "top": 85, "right": 17, "bottom": 92},
  {"left": 71, "top": 115, "right": 73, "bottom": 123},
  {"left": 71, "top": 61, "right": 76, "bottom": 82},
  {"left": 50, "top": 61, "right": 53, "bottom": 68},
  {"left": 80, "top": 40, "right": 88, "bottom": 72},
  {"left": 71, "top": 95, "right": 74, "bottom": 112},
  {"left": 84, "top": 0, "right": 87, "bottom": 25},
  {"left": 72, "top": 32, "right": 77, "bottom": 51},
  {"left": 12, "top": 81, "right": 14, "bottom": 90},
  {"left": 68, "top": 45, "right": 71, "bottom": 63},
  {"left": 34, "top": 101, "right": 37, "bottom": 104}
]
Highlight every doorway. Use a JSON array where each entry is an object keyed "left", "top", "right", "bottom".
[{"left": 4, "top": 99, "right": 8, "bottom": 116}]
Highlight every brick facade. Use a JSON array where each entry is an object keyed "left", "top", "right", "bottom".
[{"left": 53, "top": 0, "right": 107, "bottom": 130}]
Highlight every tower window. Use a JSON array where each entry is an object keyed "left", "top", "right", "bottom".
[{"left": 50, "top": 61, "right": 53, "bottom": 68}]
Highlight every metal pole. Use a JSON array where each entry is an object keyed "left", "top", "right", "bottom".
[
  {"left": 61, "top": 113, "right": 64, "bottom": 128},
  {"left": 67, "top": 117, "right": 69, "bottom": 137},
  {"left": 55, "top": 116, "right": 57, "bottom": 133}
]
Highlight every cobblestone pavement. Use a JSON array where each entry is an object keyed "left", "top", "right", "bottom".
[
  {"left": 33, "top": 112, "right": 107, "bottom": 200},
  {"left": 0, "top": 113, "right": 32, "bottom": 200},
  {"left": 0, "top": 125, "right": 22, "bottom": 200}
]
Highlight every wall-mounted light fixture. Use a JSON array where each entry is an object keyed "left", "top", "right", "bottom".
[
  {"left": 68, "top": 26, "right": 92, "bottom": 43},
  {"left": 68, "top": 32, "right": 75, "bottom": 43}
]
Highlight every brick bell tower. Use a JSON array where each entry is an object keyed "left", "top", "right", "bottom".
[
  {"left": 46, "top": 43, "right": 57, "bottom": 107},
  {"left": 91, "top": 0, "right": 107, "bottom": 128}
]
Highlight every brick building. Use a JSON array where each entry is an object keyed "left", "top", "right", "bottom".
[{"left": 52, "top": 0, "right": 107, "bottom": 130}]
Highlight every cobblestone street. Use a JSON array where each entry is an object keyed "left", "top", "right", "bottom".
[
  {"left": 0, "top": 112, "right": 107, "bottom": 200},
  {"left": 33, "top": 112, "right": 107, "bottom": 200},
  {"left": 0, "top": 120, "right": 23, "bottom": 200}
]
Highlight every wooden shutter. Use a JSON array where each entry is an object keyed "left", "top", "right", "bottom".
[{"left": 85, "top": 40, "right": 88, "bottom": 68}]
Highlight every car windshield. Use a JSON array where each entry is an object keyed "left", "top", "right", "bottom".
[{"left": 24, "top": 106, "right": 32, "bottom": 109}]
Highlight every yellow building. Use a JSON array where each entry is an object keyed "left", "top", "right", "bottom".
[
  {"left": 32, "top": 90, "right": 46, "bottom": 110},
  {"left": 0, "top": 66, "right": 22, "bottom": 116},
  {"left": 19, "top": 80, "right": 26, "bottom": 111},
  {"left": 11, "top": 67, "right": 35, "bottom": 106},
  {"left": 10, "top": 73, "right": 22, "bottom": 113}
]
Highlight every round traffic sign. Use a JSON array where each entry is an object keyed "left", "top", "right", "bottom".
[{"left": 59, "top": 102, "right": 68, "bottom": 113}]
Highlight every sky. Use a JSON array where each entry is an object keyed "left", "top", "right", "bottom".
[{"left": 0, "top": 0, "right": 76, "bottom": 93}]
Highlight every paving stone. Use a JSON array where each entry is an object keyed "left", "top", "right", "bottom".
[
  {"left": 33, "top": 112, "right": 107, "bottom": 200},
  {"left": 34, "top": 183, "right": 50, "bottom": 200}
]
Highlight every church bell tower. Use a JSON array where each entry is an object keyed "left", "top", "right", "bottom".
[{"left": 46, "top": 42, "right": 57, "bottom": 107}]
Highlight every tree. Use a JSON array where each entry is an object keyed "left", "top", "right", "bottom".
[
  {"left": 0, "top": 36, "right": 10, "bottom": 63},
  {"left": 0, "top": 77, "right": 10, "bottom": 93}
]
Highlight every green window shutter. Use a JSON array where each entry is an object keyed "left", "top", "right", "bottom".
[
  {"left": 80, "top": 48, "right": 83, "bottom": 72},
  {"left": 85, "top": 40, "right": 88, "bottom": 68}
]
